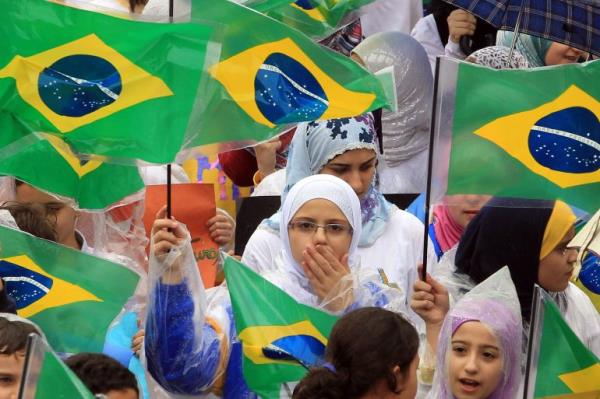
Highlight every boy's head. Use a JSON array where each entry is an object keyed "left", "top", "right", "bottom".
[
  {"left": 0, "top": 316, "right": 42, "bottom": 398},
  {"left": 65, "top": 353, "right": 139, "bottom": 399}
]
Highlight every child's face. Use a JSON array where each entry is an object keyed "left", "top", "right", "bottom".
[
  {"left": 0, "top": 352, "right": 26, "bottom": 399},
  {"left": 396, "top": 353, "right": 419, "bottom": 399},
  {"left": 15, "top": 183, "right": 77, "bottom": 247},
  {"left": 319, "top": 149, "right": 377, "bottom": 200},
  {"left": 445, "top": 195, "right": 491, "bottom": 229},
  {"left": 538, "top": 226, "right": 577, "bottom": 292},
  {"left": 448, "top": 321, "right": 504, "bottom": 399},
  {"left": 287, "top": 199, "right": 352, "bottom": 265}
]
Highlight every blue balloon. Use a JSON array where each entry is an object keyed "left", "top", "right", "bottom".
[
  {"left": 38, "top": 54, "right": 122, "bottom": 117},
  {"left": 529, "top": 107, "right": 600, "bottom": 174}
]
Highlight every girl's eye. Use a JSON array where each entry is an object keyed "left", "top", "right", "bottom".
[
  {"left": 327, "top": 224, "right": 344, "bottom": 232},
  {"left": 298, "top": 222, "right": 315, "bottom": 231},
  {"left": 452, "top": 346, "right": 466, "bottom": 354},
  {"left": 360, "top": 163, "right": 375, "bottom": 171},
  {"left": 483, "top": 351, "right": 497, "bottom": 359},
  {"left": 0, "top": 376, "right": 14, "bottom": 385}
]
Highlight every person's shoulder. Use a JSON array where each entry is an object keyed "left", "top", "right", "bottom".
[
  {"left": 566, "top": 282, "right": 597, "bottom": 308},
  {"left": 242, "top": 225, "right": 282, "bottom": 258},
  {"left": 248, "top": 224, "right": 281, "bottom": 242},
  {"left": 388, "top": 206, "right": 426, "bottom": 231}
]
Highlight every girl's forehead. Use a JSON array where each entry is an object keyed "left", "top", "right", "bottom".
[
  {"left": 293, "top": 199, "right": 346, "bottom": 218},
  {"left": 452, "top": 320, "right": 499, "bottom": 345},
  {"left": 327, "top": 148, "right": 377, "bottom": 164}
]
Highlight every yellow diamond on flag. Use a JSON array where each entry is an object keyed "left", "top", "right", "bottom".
[
  {"left": 210, "top": 37, "right": 375, "bottom": 128},
  {"left": 559, "top": 363, "right": 600, "bottom": 394},
  {"left": 290, "top": 2, "right": 326, "bottom": 22},
  {"left": 0, "top": 34, "right": 173, "bottom": 133},
  {"left": 475, "top": 85, "right": 600, "bottom": 189},
  {"left": 238, "top": 320, "right": 327, "bottom": 365},
  {"left": 43, "top": 134, "right": 103, "bottom": 178},
  {"left": 0, "top": 255, "right": 101, "bottom": 318}
]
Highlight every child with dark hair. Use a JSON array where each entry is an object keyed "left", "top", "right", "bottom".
[
  {"left": 293, "top": 307, "right": 419, "bottom": 399},
  {"left": 0, "top": 315, "right": 43, "bottom": 398},
  {"left": 0, "top": 202, "right": 57, "bottom": 242},
  {"left": 66, "top": 353, "right": 139, "bottom": 399}
]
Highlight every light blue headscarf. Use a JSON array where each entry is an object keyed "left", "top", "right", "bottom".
[
  {"left": 261, "top": 115, "right": 392, "bottom": 247},
  {"left": 496, "top": 30, "right": 552, "bottom": 67}
]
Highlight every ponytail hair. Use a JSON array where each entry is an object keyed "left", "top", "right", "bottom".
[{"left": 293, "top": 307, "right": 418, "bottom": 399}]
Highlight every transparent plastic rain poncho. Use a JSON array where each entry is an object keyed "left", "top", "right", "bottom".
[
  {"left": 0, "top": 178, "right": 151, "bottom": 395},
  {"left": 144, "top": 175, "right": 408, "bottom": 398},
  {"left": 352, "top": 32, "right": 432, "bottom": 168},
  {"left": 428, "top": 267, "right": 523, "bottom": 399},
  {"left": 431, "top": 198, "right": 600, "bottom": 358},
  {"left": 0, "top": 176, "right": 147, "bottom": 269}
]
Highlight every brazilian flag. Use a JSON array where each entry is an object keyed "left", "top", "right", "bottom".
[
  {"left": 246, "top": 0, "right": 375, "bottom": 39},
  {"left": 224, "top": 257, "right": 338, "bottom": 398},
  {"left": 0, "top": 225, "right": 140, "bottom": 354},
  {"left": 441, "top": 58, "right": 600, "bottom": 213},
  {"left": 528, "top": 289, "right": 600, "bottom": 398},
  {"left": 0, "top": 133, "right": 143, "bottom": 210},
  {"left": 189, "top": 0, "right": 389, "bottom": 149},
  {"left": 0, "top": 0, "right": 214, "bottom": 164},
  {"left": 20, "top": 335, "right": 95, "bottom": 399}
]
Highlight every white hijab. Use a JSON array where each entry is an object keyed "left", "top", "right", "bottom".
[{"left": 279, "top": 174, "right": 362, "bottom": 278}]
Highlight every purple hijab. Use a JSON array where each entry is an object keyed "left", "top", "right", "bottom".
[{"left": 430, "top": 268, "right": 523, "bottom": 399}]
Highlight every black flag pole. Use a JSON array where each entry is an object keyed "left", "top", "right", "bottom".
[
  {"left": 421, "top": 56, "right": 441, "bottom": 281},
  {"left": 166, "top": 0, "right": 174, "bottom": 219}
]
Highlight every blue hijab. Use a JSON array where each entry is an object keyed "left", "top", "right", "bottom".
[{"left": 262, "top": 115, "right": 392, "bottom": 247}]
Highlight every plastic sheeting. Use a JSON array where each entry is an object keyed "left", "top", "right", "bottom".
[
  {"left": 428, "top": 267, "right": 523, "bottom": 399},
  {"left": 0, "top": 176, "right": 148, "bottom": 269},
  {"left": 144, "top": 224, "right": 411, "bottom": 397}
]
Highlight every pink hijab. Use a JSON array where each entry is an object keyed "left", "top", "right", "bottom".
[{"left": 432, "top": 205, "right": 464, "bottom": 252}]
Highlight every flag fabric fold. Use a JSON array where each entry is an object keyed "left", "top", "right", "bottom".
[
  {"left": 19, "top": 334, "right": 95, "bottom": 399},
  {"left": 525, "top": 287, "right": 600, "bottom": 398},
  {"left": 187, "top": 0, "right": 389, "bottom": 151},
  {"left": 0, "top": 0, "right": 215, "bottom": 164},
  {"left": 0, "top": 133, "right": 144, "bottom": 210},
  {"left": 223, "top": 256, "right": 338, "bottom": 398},
  {"left": 0, "top": 225, "right": 140, "bottom": 353},
  {"left": 245, "top": 0, "right": 375, "bottom": 40},
  {"left": 432, "top": 57, "right": 600, "bottom": 213}
]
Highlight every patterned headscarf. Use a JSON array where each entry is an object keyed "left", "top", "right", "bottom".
[
  {"left": 262, "top": 115, "right": 392, "bottom": 247},
  {"left": 496, "top": 31, "right": 552, "bottom": 67},
  {"left": 468, "top": 45, "right": 530, "bottom": 69}
]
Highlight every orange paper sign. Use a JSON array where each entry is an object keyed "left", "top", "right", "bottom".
[{"left": 143, "top": 184, "right": 219, "bottom": 288}]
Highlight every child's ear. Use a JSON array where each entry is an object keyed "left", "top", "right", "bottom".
[{"left": 392, "top": 365, "right": 405, "bottom": 394}]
